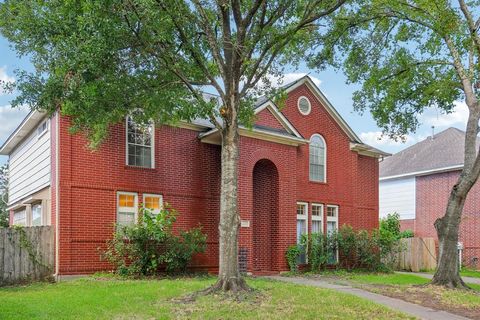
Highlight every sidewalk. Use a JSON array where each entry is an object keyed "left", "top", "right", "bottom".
[
  {"left": 396, "top": 271, "right": 480, "bottom": 285},
  {"left": 267, "top": 276, "right": 470, "bottom": 320}
]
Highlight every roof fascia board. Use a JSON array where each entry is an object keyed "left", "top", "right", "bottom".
[
  {"left": 0, "top": 110, "right": 47, "bottom": 155},
  {"left": 199, "top": 126, "right": 308, "bottom": 146},
  {"left": 380, "top": 164, "right": 464, "bottom": 181}
]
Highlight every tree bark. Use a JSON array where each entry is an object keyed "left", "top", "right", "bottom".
[
  {"left": 432, "top": 183, "right": 469, "bottom": 289},
  {"left": 205, "top": 96, "right": 250, "bottom": 293}
]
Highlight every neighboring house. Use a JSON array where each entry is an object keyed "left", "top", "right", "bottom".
[
  {"left": 0, "top": 76, "right": 387, "bottom": 276},
  {"left": 380, "top": 127, "right": 480, "bottom": 269}
]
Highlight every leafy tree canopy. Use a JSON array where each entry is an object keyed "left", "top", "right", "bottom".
[{"left": 311, "top": 0, "right": 479, "bottom": 140}]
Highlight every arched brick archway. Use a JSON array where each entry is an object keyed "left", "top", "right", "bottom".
[{"left": 252, "top": 159, "right": 279, "bottom": 272}]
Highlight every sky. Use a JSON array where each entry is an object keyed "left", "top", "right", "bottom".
[{"left": 0, "top": 34, "right": 470, "bottom": 165}]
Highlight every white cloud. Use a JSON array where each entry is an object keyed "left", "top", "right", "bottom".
[
  {"left": 360, "top": 131, "right": 421, "bottom": 148},
  {"left": 0, "top": 66, "right": 15, "bottom": 96},
  {"left": 0, "top": 105, "right": 29, "bottom": 145},
  {"left": 421, "top": 101, "right": 469, "bottom": 129}
]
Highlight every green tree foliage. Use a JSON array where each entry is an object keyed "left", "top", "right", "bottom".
[
  {"left": 103, "top": 205, "right": 206, "bottom": 276},
  {"left": 0, "top": 164, "right": 8, "bottom": 228},
  {"left": 312, "top": 0, "right": 480, "bottom": 288},
  {"left": 0, "top": 0, "right": 346, "bottom": 292}
]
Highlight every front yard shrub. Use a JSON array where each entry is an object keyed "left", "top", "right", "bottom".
[
  {"left": 305, "top": 233, "right": 331, "bottom": 271},
  {"left": 285, "top": 245, "right": 302, "bottom": 272},
  {"left": 102, "top": 205, "right": 206, "bottom": 276},
  {"left": 337, "top": 225, "right": 357, "bottom": 270}
]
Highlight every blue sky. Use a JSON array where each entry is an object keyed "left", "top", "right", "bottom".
[{"left": 0, "top": 34, "right": 469, "bottom": 165}]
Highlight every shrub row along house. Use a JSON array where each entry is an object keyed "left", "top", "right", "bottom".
[
  {"left": 0, "top": 76, "right": 388, "bottom": 276},
  {"left": 379, "top": 127, "right": 480, "bottom": 269}
]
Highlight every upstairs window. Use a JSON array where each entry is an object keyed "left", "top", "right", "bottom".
[
  {"left": 309, "top": 134, "right": 326, "bottom": 182},
  {"left": 298, "top": 96, "right": 311, "bottom": 115},
  {"left": 37, "top": 119, "right": 48, "bottom": 138},
  {"left": 126, "top": 116, "right": 154, "bottom": 168}
]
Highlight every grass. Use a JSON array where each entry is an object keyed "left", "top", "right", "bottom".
[
  {"left": 303, "top": 270, "right": 480, "bottom": 317},
  {"left": 0, "top": 276, "right": 413, "bottom": 320},
  {"left": 461, "top": 268, "right": 480, "bottom": 279},
  {"left": 426, "top": 268, "right": 480, "bottom": 279}
]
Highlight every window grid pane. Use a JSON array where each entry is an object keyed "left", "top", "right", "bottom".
[
  {"left": 312, "top": 205, "right": 322, "bottom": 217},
  {"left": 309, "top": 135, "right": 326, "bottom": 182},
  {"left": 127, "top": 116, "right": 153, "bottom": 168}
]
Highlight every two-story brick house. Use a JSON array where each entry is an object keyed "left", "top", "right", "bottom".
[{"left": 0, "top": 76, "right": 387, "bottom": 276}]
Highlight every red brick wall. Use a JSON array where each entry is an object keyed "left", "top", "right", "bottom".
[
  {"left": 255, "top": 108, "right": 286, "bottom": 131},
  {"left": 416, "top": 171, "right": 480, "bottom": 269},
  {"left": 55, "top": 82, "right": 380, "bottom": 275},
  {"left": 281, "top": 84, "right": 379, "bottom": 233}
]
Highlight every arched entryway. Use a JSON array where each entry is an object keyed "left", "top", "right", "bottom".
[{"left": 252, "top": 159, "right": 279, "bottom": 272}]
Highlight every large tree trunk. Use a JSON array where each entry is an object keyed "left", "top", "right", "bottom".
[
  {"left": 432, "top": 183, "right": 469, "bottom": 288},
  {"left": 207, "top": 102, "right": 250, "bottom": 293}
]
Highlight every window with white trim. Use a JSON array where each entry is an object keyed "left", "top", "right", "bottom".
[
  {"left": 296, "top": 202, "right": 308, "bottom": 264},
  {"left": 326, "top": 205, "right": 339, "bottom": 263},
  {"left": 143, "top": 194, "right": 163, "bottom": 214},
  {"left": 32, "top": 203, "right": 42, "bottom": 226},
  {"left": 309, "top": 134, "right": 326, "bottom": 182},
  {"left": 126, "top": 116, "right": 154, "bottom": 168},
  {"left": 297, "top": 96, "right": 311, "bottom": 115},
  {"left": 37, "top": 119, "right": 48, "bottom": 137},
  {"left": 311, "top": 204, "right": 323, "bottom": 234},
  {"left": 117, "top": 192, "right": 138, "bottom": 226},
  {"left": 13, "top": 208, "right": 26, "bottom": 226}
]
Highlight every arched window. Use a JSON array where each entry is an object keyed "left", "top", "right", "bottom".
[{"left": 309, "top": 134, "right": 326, "bottom": 182}]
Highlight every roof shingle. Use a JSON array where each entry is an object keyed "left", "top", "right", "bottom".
[{"left": 380, "top": 127, "right": 479, "bottom": 178}]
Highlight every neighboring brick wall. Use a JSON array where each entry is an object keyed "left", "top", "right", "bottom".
[
  {"left": 416, "top": 171, "right": 480, "bottom": 269},
  {"left": 400, "top": 219, "right": 415, "bottom": 232},
  {"left": 55, "top": 82, "right": 380, "bottom": 275}
]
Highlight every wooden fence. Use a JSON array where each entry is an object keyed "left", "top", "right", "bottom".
[
  {"left": 395, "top": 237, "right": 437, "bottom": 272},
  {"left": 0, "top": 226, "right": 54, "bottom": 286}
]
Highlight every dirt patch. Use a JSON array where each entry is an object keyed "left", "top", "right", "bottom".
[{"left": 360, "top": 284, "right": 480, "bottom": 320}]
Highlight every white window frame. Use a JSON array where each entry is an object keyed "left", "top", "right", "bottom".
[
  {"left": 297, "top": 96, "right": 311, "bottom": 115},
  {"left": 309, "top": 134, "right": 327, "bottom": 183},
  {"left": 37, "top": 119, "right": 49, "bottom": 139},
  {"left": 13, "top": 208, "right": 27, "bottom": 226},
  {"left": 125, "top": 116, "right": 155, "bottom": 169},
  {"left": 142, "top": 193, "right": 163, "bottom": 214},
  {"left": 117, "top": 191, "right": 138, "bottom": 226},
  {"left": 296, "top": 202, "right": 308, "bottom": 242},
  {"left": 31, "top": 203, "right": 43, "bottom": 226},
  {"left": 311, "top": 203, "right": 324, "bottom": 234},
  {"left": 326, "top": 205, "right": 339, "bottom": 263}
]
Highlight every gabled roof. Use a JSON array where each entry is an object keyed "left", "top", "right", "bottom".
[
  {"left": 199, "top": 99, "right": 308, "bottom": 146},
  {"left": 0, "top": 110, "right": 47, "bottom": 155},
  {"left": 380, "top": 127, "right": 478, "bottom": 180}
]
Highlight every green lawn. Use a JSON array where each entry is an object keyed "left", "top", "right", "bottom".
[
  {"left": 461, "top": 268, "right": 480, "bottom": 279},
  {"left": 344, "top": 272, "right": 480, "bottom": 291},
  {"left": 0, "top": 276, "right": 413, "bottom": 320}
]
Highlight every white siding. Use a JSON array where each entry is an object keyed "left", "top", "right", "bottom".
[
  {"left": 8, "top": 119, "right": 51, "bottom": 205},
  {"left": 379, "top": 177, "right": 416, "bottom": 220}
]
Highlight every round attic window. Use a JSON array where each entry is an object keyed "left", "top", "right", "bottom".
[{"left": 298, "top": 96, "right": 311, "bottom": 115}]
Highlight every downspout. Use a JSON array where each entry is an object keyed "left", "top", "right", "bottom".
[{"left": 55, "top": 112, "right": 60, "bottom": 278}]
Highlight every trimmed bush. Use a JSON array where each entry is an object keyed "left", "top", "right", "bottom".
[{"left": 102, "top": 205, "right": 206, "bottom": 276}]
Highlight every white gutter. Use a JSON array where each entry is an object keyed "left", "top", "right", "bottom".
[{"left": 380, "top": 164, "right": 464, "bottom": 181}]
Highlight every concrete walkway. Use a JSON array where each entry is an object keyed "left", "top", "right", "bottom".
[
  {"left": 396, "top": 271, "right": 480, "bottom": 285},
  {"left": 267, "top": 276, "right": 470, "bottom": 320}
]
